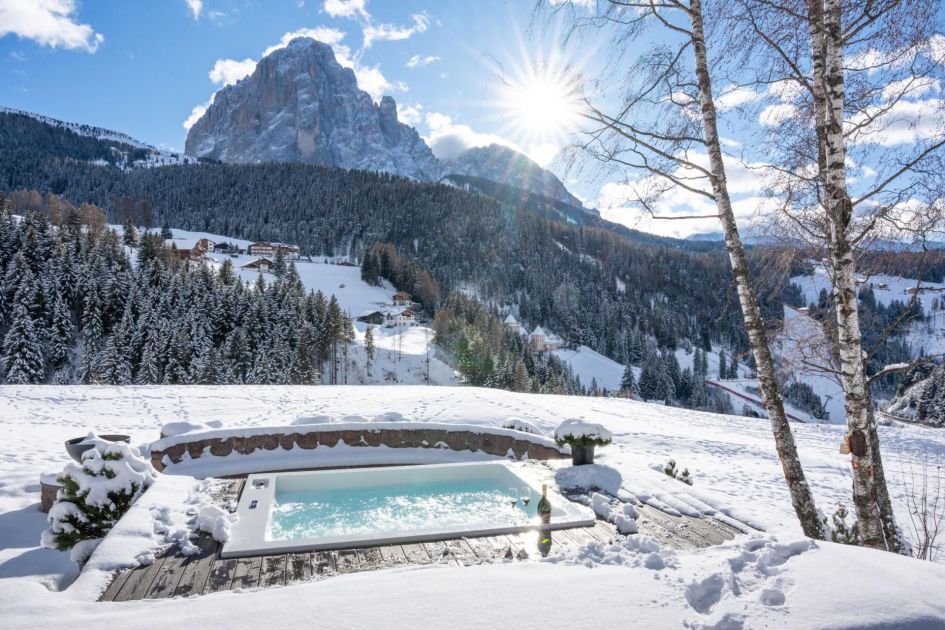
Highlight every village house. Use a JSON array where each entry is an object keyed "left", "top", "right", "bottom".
[
  {"left": 357, "top": 311, "right": 385, "bottom": 326},
  {"left": 503, "top": 314, "right": 528, "bottom": 336},
  {"left": 528, "top": 326, "right": 564, "bottom": 352},
  {"left": 248, "top": 241, "right": 301, "bottom": 259},
  {"left": 386, "top": 308, "right": 417, "bottom": 327},
  {"left": 195, "top": 238, "right": 215, "bottom": 253},
  {"left": 392, "top": 291, "right": 412, "bottom": 306},
  {"left": 241, "top": 258, "right": 273, "bottom": 273}
]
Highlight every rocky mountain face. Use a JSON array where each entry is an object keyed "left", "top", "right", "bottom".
[
  {"left": 185, "top": 38, "right": 441, "bottom": 180},
  {"left": 443, "top": 144, "right": 588, "bottom": 212}
]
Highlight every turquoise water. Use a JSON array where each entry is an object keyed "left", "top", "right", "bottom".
[{"left": 268, "top": 478, "right": 534, "bottom": 541}]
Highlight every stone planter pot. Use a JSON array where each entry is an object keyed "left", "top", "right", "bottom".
[
  {"left": 571, "top": 444, "right": 596, "bottom": 466},
  {"left": 65, "top": 434, "right": 131, "bottom": 463}
]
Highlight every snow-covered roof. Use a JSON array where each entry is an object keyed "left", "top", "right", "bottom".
[
  {"left": 530, "top": 326, "right": 547, "bottom": 338},
  {"left": 503, "top": 314, "right": 519, "bottom": 325}
]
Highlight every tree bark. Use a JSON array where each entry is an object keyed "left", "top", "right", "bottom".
[
  {"left": 689, "top": 0, "right": 826, "bottom": 540},
  {"left": 806, "top": 0, "right": 901, "bottom": 551}
]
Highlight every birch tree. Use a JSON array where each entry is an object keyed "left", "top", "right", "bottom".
[
  {"left": 547, "top": 0, "right": 826, "bottom": 539},
  {"left": 730, "top": 0, "right": 945, "bottom": 551}
]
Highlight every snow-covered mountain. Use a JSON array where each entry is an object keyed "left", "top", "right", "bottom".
[
  {"left": 0, "top": 106, "right": 190, "bottom": 168},
  {"left": 185, "top": 38, "right": 441, "bottom": 180},
  {"left": 443, "top": 144, "right": 587, "bottom": 211}
]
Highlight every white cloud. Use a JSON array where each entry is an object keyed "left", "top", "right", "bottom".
[
  {"left": 594, "top": 152, "right": 774, "bottom": 238},
  {"left": 715, "top": 86, "right": 761, "bottom": 110},
  {"left": 0, "top": 0, "right": 103, "bottom": 52},
  {"left": 184, "top": 0, "right": 202, "bottom": 20},
  {"left": 323, "top": 0, "right": 368, "bottom": 19},
  {"left": 397, "top": 103, "right": 424, "bottom": 126},
  {"left": 183, "top": 96, "right": 213, "bottom": 130},
  {"left": 406, "top": 54, "right": 439, "bottom": 68},
  {"left": 262, "top": 26, "right": 348, "bottom": 58},
  {"left": 363, "top": 13, "right": 428, "bottom": 48},
  {"left": 209, "top": 58, "right": 256, "bottom": 86},
  {"left": 424, "top": 112, "right": 521, "bottom": 160},
  {"left": 8, "top": 50, "right": 26, "bottom": 61},
  {"left": 759, "top": 103, "right": 799, "bottom": 126},
  {"left": 847, "top": 98, "right": 945, "bottom": 146}
]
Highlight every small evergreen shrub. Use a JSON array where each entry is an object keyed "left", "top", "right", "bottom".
[
  {"left": 41, "top": 439, "right": 156, "bottom": 553},
  {"left": 553, "top": 419, "right": 613, "bottom": 448},
  {"left": 825, "top": 504, "right": 861, "bottom": 546},
  {"left": 663, "top": 459, "right": 693, "bottom": 486}
]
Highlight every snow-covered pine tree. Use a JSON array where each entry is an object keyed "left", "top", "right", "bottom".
[
  {"left": 2, "top": 303, "right": 45, "bottom": 384},
  {"left": 619, "top": 365, "right": 637, "bottom": 398}
]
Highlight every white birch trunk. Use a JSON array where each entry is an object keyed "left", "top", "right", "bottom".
[
  {"left": 807, "top": 0, "right": 900, "bottom": 551},
  {"left": 689, "top": 0, "right": 825, "bottom": 540}
]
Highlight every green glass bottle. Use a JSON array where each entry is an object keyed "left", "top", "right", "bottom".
[{"left": 537, "top": 483, "right": 552, "bottom": 524}]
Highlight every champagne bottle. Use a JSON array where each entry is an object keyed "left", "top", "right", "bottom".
[{"left": 537, "top": 483, "right": 552, "bottom": 524}]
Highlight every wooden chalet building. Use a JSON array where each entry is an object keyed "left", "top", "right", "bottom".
[
  {"left": 248, "top": 241, "right": 301, "bottom": 259},
  {"left": 241, "top": 258, "right": 273, "bottom": 273}
]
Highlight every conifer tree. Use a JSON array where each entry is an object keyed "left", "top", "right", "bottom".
[{"left": 2, "top": 303, "right": 44, "bottom": 384}]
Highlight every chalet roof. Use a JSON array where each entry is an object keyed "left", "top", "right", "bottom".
[
  {"left": 530, "top": 326, "right": 547, "bottom": 338},
  {"left": 503, "top": 314, "right": 519, "bottom": 325},
  {"left": 241, "top": 258, "right": 273, "bottom": 269}
]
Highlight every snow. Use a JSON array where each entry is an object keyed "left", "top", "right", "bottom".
[
  {"left": 2, "top": 385, "right": 945, "bottom": 628},
  {"left": 552, "top": 345, "right": 626, "bottom": 391}
]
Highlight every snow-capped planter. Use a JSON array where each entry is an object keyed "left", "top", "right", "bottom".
[
  {"left": 41, "top": 439, "right": 156, "bottom": 558},
  {"left": 65, "top": 432, "right": 131, "bottom": 463},
  {"left": 554, "top": 419, "right": 613, "bottom": 466}
]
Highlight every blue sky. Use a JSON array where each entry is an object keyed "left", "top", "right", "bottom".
[
  {"left": 1, "top": 1, "right": 942, "bottom": 240},
  {"left": 0, "top": 1, "right": 589, "bottom": 163}
]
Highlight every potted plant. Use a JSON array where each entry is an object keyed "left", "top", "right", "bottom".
[{"left": 554, "top": 418, "right": 612, "bottom": 466}]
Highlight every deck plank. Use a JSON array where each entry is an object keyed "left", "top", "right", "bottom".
[
  {"left": 377, "top": 545, "right": 408, "bottom": 566},
  {"left": 203, "top": 557, "right": 239, "bottom": 594},
  {"left": 286, "top": 553, "right": 312, "bottom": 583},
  {"left": 230, "top": 556, "right": 263, "bottom": 591},
  {"left": 462, "top": 536, "right": 497, "bottom": 561},
  {"left": 400, "top": 543, "right": 432, "bottom": 564},
  {"left": 99, "top": 569, "right": 133, "bottom": 602},
  {"left": 357, "top": 547, "right": 385, "bottom": 570},
  {"left": 334, "top": 549, "right": 361, "bottom": 573},
  {"left": 112, "top": 550, "right": 170, "bottom": 602},
  {"left": 312, "top": 551, "right": 336, "bottom": 577},
  {"left": 636, "top": 505, "right": 708, "bottom": 548},
  {"left": 259, "top": 555, "right": 287, "bottom": 588},
  {"left": 173, "top": 535, "right": 219, "bottom": 598},
  {"left": 146, "top": 549, "right": 189, "bottom": 599}
]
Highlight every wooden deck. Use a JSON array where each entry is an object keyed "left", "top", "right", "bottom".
[{"left": 100, "top": 479, "right": 744, "bottom": 602}]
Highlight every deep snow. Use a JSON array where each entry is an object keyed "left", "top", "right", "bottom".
[{"left": 1, "top": 385, "right": 944, "bottom": 628}]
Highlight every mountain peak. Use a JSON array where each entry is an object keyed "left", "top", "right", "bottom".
[
  {"left": 444, "top": 143, "right": 588, "bottom": 211},
  {"left": 184, "top": 37, "right": 441, "bottom": 180}
]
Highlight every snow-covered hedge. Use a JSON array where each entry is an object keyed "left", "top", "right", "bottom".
[
  {"left": 553, "top": 418, "right": 613, "bottom": 447},
  {"left": 41, "top": 438, "right": 156, "bottom": 556},
  {"left": 502, "top": 418, "right": 544, "bottom": 435}
]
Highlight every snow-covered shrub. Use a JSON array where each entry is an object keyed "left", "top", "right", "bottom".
[
  {"left": 41, "top": 439, "right": 156, "bottom": 553},
  {"left": 502, "top": 418, "right": 543, "bottom": 435},
  {"left": 825, "top": 504, "right": 861, "bottom": 546},
  {"left": 662, "top": 459, "right": 693, "bottom": 486},
  {"left": 553, "top": 418, "right": 613, "bottom": 448}
]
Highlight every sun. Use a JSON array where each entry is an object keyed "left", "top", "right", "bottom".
[{"left": 501, "top": 64, "right": 582, "bottom": 150}]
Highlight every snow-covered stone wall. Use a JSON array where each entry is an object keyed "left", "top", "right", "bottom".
[{"left": 150, "top": 422, "right": 570, "bottom": 473}]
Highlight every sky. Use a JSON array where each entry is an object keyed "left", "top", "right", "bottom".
[{"left": 0, "top": 1, "right": 942, "bottom": 240}]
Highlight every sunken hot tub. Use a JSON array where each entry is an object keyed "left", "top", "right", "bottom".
[{"left": 222, "top": 461, "right": 594, "bottom": 558}]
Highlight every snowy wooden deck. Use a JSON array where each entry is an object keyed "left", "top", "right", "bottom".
[{"left": 99, "top": 479, "right": 743, "bottom": 602}]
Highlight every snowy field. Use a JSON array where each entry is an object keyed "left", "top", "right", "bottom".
[{"left": 1, "top": 385, "right": 944, "bottom": 628}]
